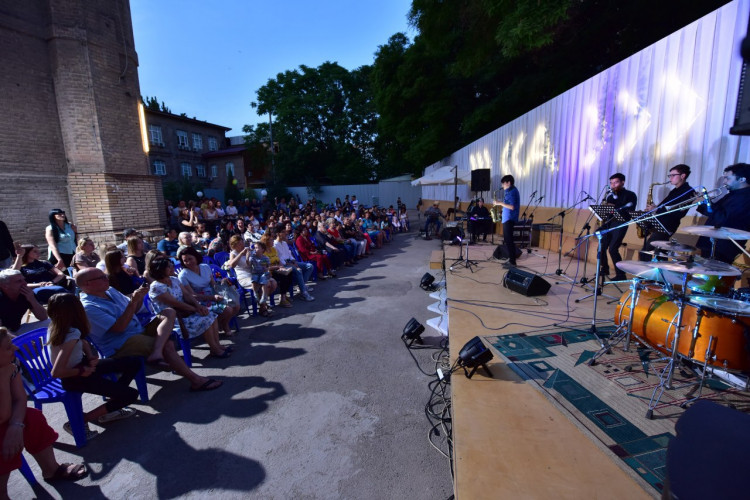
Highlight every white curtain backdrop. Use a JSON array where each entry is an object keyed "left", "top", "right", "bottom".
[{"left": 421, "top": 0, "right": 750, "bottom": 213}]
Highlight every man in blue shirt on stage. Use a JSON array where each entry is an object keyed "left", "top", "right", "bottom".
[{"left": 495, "top": 175, "right": 520, "bottom": 267}]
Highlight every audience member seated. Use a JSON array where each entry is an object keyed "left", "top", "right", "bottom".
[
  {"left": 295, "top": 226, "right": 334, "bottom": 279},
  {"left": 0, "top": 269, "right": 49, "bottom": 335},
  {"left": 76, "top": 268, "right": 222, "bottom": 391},
  {"left": 116, "top": 228, "right": 151, "bottom": 256},
  {"left": 48, "top": 293, "right": 139, "bottom": 439},
  {"left": 156, "top": 228, "right": 179, "bottom": 257},
  {"left": 141, "top": 250, "right": 164, "bottom": 284},
  {"left": 423, "top": 202, "right": 445, "bottom": 239},
  {"left": 148, "top": 257, "right": 230, "bottom": 359},
  {"left": 13, "top": 245, "right": 74, "bottom": 303},
  {"left": 176, "top": 246, "right": 240, "bottom": 336},
  {"left": 72, "top": 237, "right": 100, "bottom": 275},
  {"left": 105, "top": 250, "right": 140, "bottom": 296},
  {"left": 125, "top": 236, "right": 147, "bottom": 276},
  {"left": 313, "top": 222, "right": 348, "bottom": 269},
  {"left": 177, "top": 231, "right": 204, "bottom": 255},
  {"left": 0, "top": 327, "right": 88, "bottom": 490},
  {"left": 259, "top": 232, "right": 293, "bottom": 308},
  {"left": 226, "top": 241, "right": 277, "bottom": 317},
  {"left": 272, "top": 229, "right": 314, "bottom": 301},
  {"left": 361, "top": 213, "right": 384, "bottom": 248}
]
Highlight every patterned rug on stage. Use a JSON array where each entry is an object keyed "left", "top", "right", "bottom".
[{"left": 485, "top": 325, "right": 750, "bottom": 495}]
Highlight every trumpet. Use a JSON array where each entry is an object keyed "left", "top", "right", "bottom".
[{"left": 663, "top": 186, "right": 726, "bottom": 211}]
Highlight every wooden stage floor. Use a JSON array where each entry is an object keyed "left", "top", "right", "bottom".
[{"left": 434, "top": 241, "right": 656, "bottom": 499}]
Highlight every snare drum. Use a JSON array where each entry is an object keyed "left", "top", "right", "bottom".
[{"left": 615, "top": 288, "right": 750, "bottom": 372}]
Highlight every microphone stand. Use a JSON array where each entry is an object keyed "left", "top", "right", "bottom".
[
  {"left": 524, "top": 195, "right": 546, "bottom": 258},
  {"left": 573, "top": 197, "right": 597, "bottom": 286},
  {"left": 542, "top": 196, "right": 589, "bottom": 283}
]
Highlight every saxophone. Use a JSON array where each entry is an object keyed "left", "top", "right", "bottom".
[{"left": 638, "top": 181, "right": 669, "bottom": 238}]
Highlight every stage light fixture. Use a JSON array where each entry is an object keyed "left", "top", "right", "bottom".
[
  {"left": 402, "top": 318, "right": 425, "bottom": 347},
  {"left": 457, "top": 336, "right": 494, "bottom": 379},
  {"left": 420, "top": 273, "right": 436, "bottom": 291}
]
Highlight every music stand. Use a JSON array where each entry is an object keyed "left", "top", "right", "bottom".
[{"left": 448, "top": 235, "right": 478, "bottom": 272}]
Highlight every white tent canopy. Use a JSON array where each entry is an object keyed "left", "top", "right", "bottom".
[{"left": 411, "top": 166, "right": 471, "bottom": 186}]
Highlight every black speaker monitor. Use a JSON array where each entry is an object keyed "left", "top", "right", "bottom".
[
  {"left": 471, "top": 168, "right": 491, "bottom": 192},
  {"left": 502, "top": 268, "right": 551, "bottom": 297}
]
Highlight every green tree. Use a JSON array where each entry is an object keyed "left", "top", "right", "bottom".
[
  {"left": 142, "top": 95, "right": 171, "bottom": 113},
  {"left": 247, "top": 61, "right": 379, "bottom": 186}
]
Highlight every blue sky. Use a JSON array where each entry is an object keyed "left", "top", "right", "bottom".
[{"left": 131, "top": 0, "right": 415, "bottom": 135}]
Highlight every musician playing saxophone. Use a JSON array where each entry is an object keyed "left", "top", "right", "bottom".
[
  {"left": 639, "top": 164, "right": 693, "bottom": 261},
  {"left": 696, "top": 163, "right": 750, "bottom": 264},
  {"left": 599, "top": 173, "right": 637, "bottom": 281}
]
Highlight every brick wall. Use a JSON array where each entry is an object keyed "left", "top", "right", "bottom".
[{"left": 0, "top": 0, "right": 164, "bottom": 251}]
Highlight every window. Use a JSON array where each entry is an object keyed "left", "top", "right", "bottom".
[
  {"left": 210, "top": 164, "right": 218, "bottom": 178},
  {"left": 153, "top": 160, "right": 166, "bottom": 176},
  {"left": 225, "top": 162, "right": 235, "bottom": 177},
  {"left": 148, "top": 125, "right": 163, "bottom": 146},
  {"left": 181, "top": 163, "right": 192, "bottom": 177},
  {"left": 192, "top": 133, "right": 203, "bottom": 151},
  {"left": 196, "top": 164, "right": 206, "bottom": 178},
  {"left": 176, "top": 130, "right": 189, "bottom": 149},
  {"left": 208, "top": 137, "right": 218, "bottom": 151}
]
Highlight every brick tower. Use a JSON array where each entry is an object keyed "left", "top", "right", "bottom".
[{"left": 0, "top": 0, "right": 164, "bottom": 248}]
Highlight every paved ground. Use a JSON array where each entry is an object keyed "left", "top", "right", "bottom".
[{"left": 9, "top": 224, "right": 454, "bottom": 499}]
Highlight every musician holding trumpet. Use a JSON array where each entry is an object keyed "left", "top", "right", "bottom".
[
  {"left": 639, "top": 164, "right": 693, "bottom": 261},
  {"left": 695, "top": 163, "right": 750, "bottom": 264}
]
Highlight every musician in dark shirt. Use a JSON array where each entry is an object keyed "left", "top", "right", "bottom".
[
  {"left": 639, "top": 164, "right": 694, "bottom": 261},
  {"left": 599, "top": 173, "right": 637, "bottom": 281},
  {"left": 696, "top": 163, "right": 750, "bottom": 264},
  {"left": 469, "top": 198, "right": 492, "bottom": 242}
]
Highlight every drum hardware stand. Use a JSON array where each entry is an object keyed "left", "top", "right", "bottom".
[
  {"left": 587, "top": 277, "right": 644, "bottom": 366},
  {"left": 448, "top": 236, "right": 478, "bottom": 272},
  {"left": 543, "top": 196, "right": 589, "bottom": 284}
]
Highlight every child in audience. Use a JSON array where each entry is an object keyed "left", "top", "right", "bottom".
[{"left": 47, "top": 293, "right": 140, "bottom": 438}]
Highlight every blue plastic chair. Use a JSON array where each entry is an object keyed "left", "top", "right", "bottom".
[
  {"left": 212, "top": 251, "right": 230, "bottom": 267},
  {"left": 88, "top": 339, "right": 149, "bottom": 404},
  {"left": 206, "top": 264, "right": 244, "bottom": 329},
  {"left": 224, "top": 267, "right": 258, "bottom": 317},
  {"left": 12, "top": 328, "right": 87, "bottom": 448},
  {"left": 19, "top": 454, "right": 37, "bottom": 485}
]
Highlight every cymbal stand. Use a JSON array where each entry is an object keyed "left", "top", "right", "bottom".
[
  {"left": 645, "top": 271, "right": 690, "bottom": 419},
  {"left": 543, "top": 197, "right": 589, "bottom": 283},
  {"left": 587, "top": 276, "right": 644, "bottom": 366}
]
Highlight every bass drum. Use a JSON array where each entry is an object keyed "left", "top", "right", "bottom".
[{"left": 615, "top": 288, "right": 750, "bottom": 372}]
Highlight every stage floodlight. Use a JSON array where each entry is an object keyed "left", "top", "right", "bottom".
[
  {"left": 402, "top": 318, "right": 425, "bottom": 347},
  {"left": 457, "top": 336, "right": 494, "bottom": 379},
  {"left": 420, "top": 273, "right": 436, "bottom": 291}
]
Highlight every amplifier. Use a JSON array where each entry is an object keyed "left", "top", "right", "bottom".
[
  {"left": 441, "top": 226, "right": 464, "bottom": 241},
  {"left": 502, "top": 267, "right": 551, "bottom": 297}
]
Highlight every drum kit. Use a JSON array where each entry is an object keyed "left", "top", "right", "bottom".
[{"left": 602, "top": 225, "right": 750, "bottom": 418}]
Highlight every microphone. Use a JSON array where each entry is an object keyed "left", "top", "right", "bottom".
[
  {"left": 582, "top": 191, "right": 594, "bottom": 202},
  {"left": 701, "top": 187, "right": 713, "bottom": 214},
  {"left": 617, "top": 202, "right": 634, "bottom": 211},
  {"left": 537, "top": 195, "right": 544, "bottom": 202}
]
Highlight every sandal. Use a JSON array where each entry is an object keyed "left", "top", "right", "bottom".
[{"left": 44, "top": 463, "right": 88, "bottom": 482}]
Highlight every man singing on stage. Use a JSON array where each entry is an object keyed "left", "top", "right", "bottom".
[
  {"left": 469, "top": 198, "right": 491, "bottom": 243},
  {"left": 696, "top": 163, "right": 750, "bottom": 264},
  {"left": 639, "top": 164, "right": 693, "bottom": 261},
  {"left": 599, "top": 173, "right": 637, "bottom": 281},
  {"left": 495, "top": 175, "right": 520, "bottom": 268}
]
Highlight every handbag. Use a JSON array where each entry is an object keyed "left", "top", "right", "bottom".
[{"left": 213, "top": 281, "right": 240, "bottom": 308}]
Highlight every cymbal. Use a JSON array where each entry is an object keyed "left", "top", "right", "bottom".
[
  {"left": 689, "top": 296, "right": 750, "bottom": 315},
  {"left": 650, "top": 240, "right": 696, "bottom": 253},
  {"left": 648, "top": 259, "right": 742, "bottom": 276},
  {"left": 679, "top": 225, "right": 750, "bottom": 240},
  {"left": 615, "top": 260, "right": 655, "bottom": 276}
]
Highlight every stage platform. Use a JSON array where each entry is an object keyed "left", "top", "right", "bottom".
[{"left": 436, "top": 241, "right": 656, "bottom": 499}]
